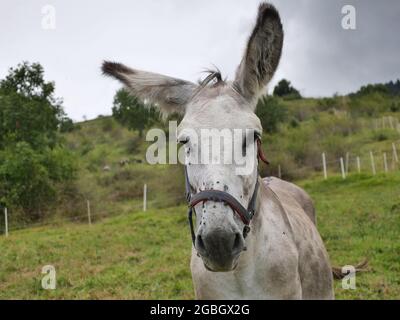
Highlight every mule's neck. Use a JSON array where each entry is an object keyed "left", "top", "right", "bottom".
[
  {"left": 240, "top": 176, "right": 266, "bottom": 253},
  {"left": 242, "top": 176, "right": 294, "bottom": 253},
  {"left": 248, "top": 176, "right": 295, "bottom": 246}
]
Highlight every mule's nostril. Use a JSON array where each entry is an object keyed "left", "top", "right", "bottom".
[
  {"left": 232, "top": 232, "right": 244, "bottom": 253},
  {"left": 196, "top": 235, "right": 206, "bottom": 254}
]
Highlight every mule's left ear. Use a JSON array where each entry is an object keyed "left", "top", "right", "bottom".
[
  {"left": 233, "top": 3, "right": 283, "bottom": 105},
  {"left": 102, "top": 61, "right": 197, "bottom": 116}
]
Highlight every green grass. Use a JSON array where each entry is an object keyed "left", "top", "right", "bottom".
[
  {"left": 51, "top": 109, "right": 400, "bottom": 225},
  {"left": 2, "top": 103, "right": 399, "bottom": 299},
  {"left": 0, "top": 207, "right": 193, "bottom": 299},
  {"left": 300, "top": 172, "right": 400, "bottom": 299},
  {"left": 1, "top": 172, "right": 399, "bottom": 299}
]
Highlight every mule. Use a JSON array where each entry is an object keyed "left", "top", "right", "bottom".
[{"left": 102, "top": 3, "right": 334, "bottom": 299}]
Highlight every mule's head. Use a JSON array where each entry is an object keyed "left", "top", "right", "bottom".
[{"left": 102, "top": 3, "right": 283, "bottom": 272}]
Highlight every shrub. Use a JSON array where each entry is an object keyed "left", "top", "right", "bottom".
[
  {"left": 112, "top": 89, "right": 160, "bottom": 137},
  {"left": 0, "top": 62, "right": 77, "bottom": 221},
  {"left": 0, "top": 143, "right": 55, "bottom": 219},
  {"left": 390, "top": 102, "right": 400, "bottom": 112},
  {"left": 101, "top": 117, "right": 115, "bottom": 132},
  {"left": 255, "top": 96, "right": 287, "bottom": 133},
  {"left": 59, "top": 118, "right": 75, "bottom": 133},
  {"left": 273, "top": 79, "right": 302, "bottom": 99}
]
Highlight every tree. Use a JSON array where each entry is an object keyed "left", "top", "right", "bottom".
[
  {"left": 351, "top": 84, "right": 388, "bottom": 97},
  {"left": 0, "top": 62, "right": 72, "bottom": 148},
  {"left": 0, "top": 62, "right": 76, "bottom": 220},
  {"left": 59, "top": 118, "right": 75, "bottom": 133},
  {"left": 0, "top": 143, "right": 55, "bottom": 219},
  {"left": 255, "top": 96, "right": 287, "bottom": 133},
  {"left": 273, "top": 79, "right": 301, "bottom": 99},
  {"left": 387, "top": 79, "right": 400, "bottom": 96},
  {"left": 112, "top": 89, "right": 159, "bottom": 137}
]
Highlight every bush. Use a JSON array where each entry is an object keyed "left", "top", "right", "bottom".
[
  {"left": 289, "top": 118, "right": 299, "bottom": 128},
  {"left": 0, "top": 62, "right": 77, "bottom": 221},
  {"left": 371, "top": 129, "right": 397, "bottom": 142},
  {"left": 0, "top": 143, "right": 54, "bottom": 219},
  {"left": 112, "top": 89, "right": 160, "bottom": 137},
  {"left": 390, "top": 102, "right": 400, "bottom": 112},
  {"left": 273, "top": 79, "right": 302, "bottom": 99},
  {"left": 59, "top": 118, "right": 75, "bottom": 133},
  {"left": 100, "top": 117, "right": 116, "bottom": 132},
  {"left": 255, "top": 96, "right": 287, "bottom": 133},
  {"left": 125, "top": 136, "right": 141, "bottom": 154},
  {"left": 349, "top": 92, "right": 390, "bottom": 116}
]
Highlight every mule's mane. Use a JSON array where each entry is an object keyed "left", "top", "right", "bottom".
[{"left": 199, "top": 69, "right": 224, "bottom": 87}]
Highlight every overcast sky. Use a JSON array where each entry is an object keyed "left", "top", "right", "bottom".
[{"left": 1, "top": 0, "right": 399, "bottom": 121}]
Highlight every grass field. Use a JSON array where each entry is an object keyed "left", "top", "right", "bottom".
[{"left": 1, "top": 172, "right": 399, "bottom": 299}]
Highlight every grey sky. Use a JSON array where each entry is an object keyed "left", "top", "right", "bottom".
[{"left": 1, "top": 0, "right": 399, "bottom": 121}]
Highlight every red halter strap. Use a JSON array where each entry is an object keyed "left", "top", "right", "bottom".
[{"left": 257, "top": 138, "right": 269, "bottom": 165}]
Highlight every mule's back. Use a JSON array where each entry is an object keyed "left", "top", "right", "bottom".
[{"left": 262, "top": 177, "right": 316, "bottom": 225}]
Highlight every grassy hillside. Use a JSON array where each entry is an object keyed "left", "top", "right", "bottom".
[
  {"left": 1, "top": 93, "right": 399, "bottom": 299},
  {"left": 56, "top": 117, "right": 187, "bottom": 223},
  {"left": 49, "top": 99, "right": 400, "bottom": 228},
  {"left": 0, "top": 172, "right": 399, "bottom": 299}
]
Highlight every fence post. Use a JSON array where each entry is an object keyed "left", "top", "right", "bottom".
[
  {"left": 322, "top": 152, "right": 327, "bottom": 179},
  {"left": 86, "top": 200, "right": 92, "bottom": 226},
  {"left": 393, "top": 142, "right": 399, "bottom": 163},
  {"left": 4, "top": 207, "right": 8, "bottom": 237},
  {"left": 356, "top": 156, "right": 361, "bottom": 173},
  {"left": 383, "top": 152, "right": 388, "bottom": 173},
  {"left": 340, "top": 157, "right": 346, "bottom": 179},
  {"left": 345, "top": 152, "right": 350, "bottom": 174},
  {"left": 370, "top": 151, "right": 376, "bottom": 175},
  {"left": 389, "top": 116, "right": 394, "bottom": 129},
  {"left": 143, "top": 184, "right": 147, "bottom": 212}
]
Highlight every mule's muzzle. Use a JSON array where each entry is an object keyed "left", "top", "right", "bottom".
[
  {"left": 183, "top": 164, "right": 261, "bottom": 271},
  {"left": 195, "top": 227, "right": 245, "bottom": 271}
]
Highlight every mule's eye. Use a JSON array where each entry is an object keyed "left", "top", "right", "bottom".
[
  {"left": 242, "top": 132, "right": 259, "bottom": 155},
  {"left": 178, "top": 137, "right": 189, "bottom": 145}
]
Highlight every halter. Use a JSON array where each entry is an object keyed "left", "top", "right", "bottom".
[{"left": 184, "top": 138, "right": 269, "bottom": 246}]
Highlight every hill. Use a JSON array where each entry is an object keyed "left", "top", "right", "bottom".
[
  {"left": 1, "top": 172, "right": 399, "bottom": 299},
  {"left": 47, "top": 95, "right": 400, "bottom": 226},
  {"left": 1, "top": 91, "right": 400, "bottom": 299},
  {"left": 2, "top": 86, "right": 398, "bottom": 230}
]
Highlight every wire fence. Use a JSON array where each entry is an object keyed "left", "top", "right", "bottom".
[
  {"left": 268, "top": 141, "right": 400, "bottom": 180},
  {"left": 0, "top": 195, "right": 186, "bottom": 236},
  {"left": 1, "top": 138, "right": 399, "bottom": 237}
]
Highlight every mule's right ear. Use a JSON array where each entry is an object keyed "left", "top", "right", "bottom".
[
  {"left": 102, "top": 61, "right": 197, "bottom": 116},
  {"left": 233, "top": 3, "right": 284, "bottom": 104}
]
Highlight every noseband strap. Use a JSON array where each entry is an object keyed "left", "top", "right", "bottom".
[{"left": 185, "top": 166, "right": 259, "bottom": 245}]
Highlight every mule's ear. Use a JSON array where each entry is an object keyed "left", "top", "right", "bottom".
[
  {"left": 233, "top": 3, "right": 283, "bottom": 104},
  {"left": 102, "top": 61, "right": 197, "bottom": 116}
]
